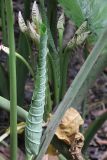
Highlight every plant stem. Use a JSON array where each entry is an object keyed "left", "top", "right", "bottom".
[
  {"left": 5, "top": 0, "right": 17, "bottom": 159},
  {"left": 39, "top": 0, "right": 57, "bottom": 54},
  {"left": 1, "top": 45, "right": 34, "bottom": 78},
  {"left": 0, "top": 96, "right": 27, "bottom": 120},
  {"left": 60, "top": 53, "right": 69, "bottom": 99},
  {"left": 48, "top": 53, "right": 60, "bottom": 105},
  {"left": 47, "top": 0, "right": 57, "bottom": 47},
  {"left": 1, "top": 0, "right": 7, "bottom": 45}
]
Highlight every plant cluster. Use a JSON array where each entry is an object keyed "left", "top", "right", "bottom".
[{"left": 0, "top": 0, "right": 107, "bottom": 160}]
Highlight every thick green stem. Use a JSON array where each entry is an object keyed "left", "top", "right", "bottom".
[{"left": 5, "top": 0, "right": 17, "bottom": 159}]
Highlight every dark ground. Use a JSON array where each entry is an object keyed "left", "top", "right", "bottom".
[{"left": 0, "top": 1, "right": 107, "bottom": 160}]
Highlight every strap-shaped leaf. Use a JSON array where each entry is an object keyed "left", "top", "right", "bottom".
[{"left": 25, "top": 24, "right": 47, "bottom": 155}]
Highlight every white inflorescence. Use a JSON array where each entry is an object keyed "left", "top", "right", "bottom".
[
  {"left": 32, "top": 1, "right": 42, "bottom": 26},
  {"left": 18, "top": 11, "right": 28, "bottom": 33}
]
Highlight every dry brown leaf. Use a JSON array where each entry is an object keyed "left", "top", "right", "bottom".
[
  {"left": 54, "top": 108, "right": 84, "bottom": 160},
  {"left": 55, "top": 108, "right": 84, "bottom": 145},
  {"left": 70, "top": 132, "right": 84, "bottom": 160}
]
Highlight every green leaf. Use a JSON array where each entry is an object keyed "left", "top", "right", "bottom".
[
  {"left": 78, "top": 0, "right": 107, "bottom": 36},
  {"left": 58, "top": 0, "right": 84, "bottom": 26},
  {"left": 58, "top": 0, "right": 107, "bottom": 41}
]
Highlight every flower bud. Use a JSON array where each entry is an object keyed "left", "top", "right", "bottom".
[
  {"left": 57, "top": 12, "right": 65, "bottom": 30},
  {"left": 27, "top": 21, "right": 40, "bottom": 44},
  {"left": 76, "top": 31, "right": 90, "bottom": 45},
  {"left": 75, "top": 21, "right": 88, "bottom": 36},
  {"left": 32, "top": 1, "right": 42, "bottom": 27},
  {"left": 18, "top": 11, "right": 28, "bottom": 33}
]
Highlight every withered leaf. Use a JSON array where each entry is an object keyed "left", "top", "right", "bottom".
[{"left": 55, "top": 108, "right": 84, "bottom": 145}]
